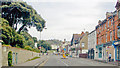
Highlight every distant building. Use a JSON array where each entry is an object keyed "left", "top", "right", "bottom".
[
  {"left": 34, "top": 43, "right": 38, "bottom": 48},
  {"left": 70, "top": 34, "right": 81, "bottom": 57},
  {"left": 51, "top": 45, "right": 57, "bottom": 50}
]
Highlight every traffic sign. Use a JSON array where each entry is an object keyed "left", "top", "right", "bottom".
[{"left": 64, "top": 48, "right": 66, "bottom": 51}]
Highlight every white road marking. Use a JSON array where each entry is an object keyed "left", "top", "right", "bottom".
[{"left": 58, "top": 59, "right": 69, "bottom": 66}]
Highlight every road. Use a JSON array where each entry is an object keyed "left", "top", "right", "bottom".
[{"left": 43, "top": 55, "right": 116, "bottom": 66}]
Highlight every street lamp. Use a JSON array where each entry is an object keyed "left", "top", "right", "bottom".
[{"left": 39, "top": 28, "right": 47, "bottom": 54}]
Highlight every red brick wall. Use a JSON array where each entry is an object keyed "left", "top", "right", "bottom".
[{"left": 96, "top": 12, "right": 120, "bottom": 45}]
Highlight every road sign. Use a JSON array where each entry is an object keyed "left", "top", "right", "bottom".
[{"left": 64, "top": 48, "right": 66, "bottom": 51}]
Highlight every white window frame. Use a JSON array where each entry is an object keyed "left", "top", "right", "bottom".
[
  {"left": 110, "top": 32, "right": 112, "bottom": 41},
  {"left": 105, "top": 24, "right": 106, "bottom": 29},
  {"left": 82, "top": 42, "right": 85, "bottom": 48},
  {"left": 119, "top": 11, "right": 120, "bottom": 19},
  {"left": 106, "top": 34, "right": 107, "bottom": 42}
]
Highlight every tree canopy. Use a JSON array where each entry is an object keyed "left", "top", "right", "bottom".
[{"left": 1, "top": 1, "right": 46, "bottom": 34}]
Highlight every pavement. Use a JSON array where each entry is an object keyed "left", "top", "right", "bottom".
[{"left": 15, "top": 55, "right": 49, "bottom": 66}]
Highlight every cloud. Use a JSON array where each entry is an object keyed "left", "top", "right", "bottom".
[{"left": 24, "top": 0, "right": 117, "bottom": 41}]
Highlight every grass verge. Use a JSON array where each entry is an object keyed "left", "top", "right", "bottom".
[{"left": 26, "top": 57, "right": 40, "bottom": 62}]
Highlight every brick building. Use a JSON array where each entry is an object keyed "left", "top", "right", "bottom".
[{"left": 95, "top": 0, "right": 120, "bottom": 61}]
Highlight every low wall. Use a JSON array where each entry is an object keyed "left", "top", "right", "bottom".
[
  {"left": 0, "top": 42, "right": 2, "bottom": 68},
  {"left": 79, "top": 54, "right": 88, "bottom": 58},
  {"left": 2, "top": 45, "right": 40, "bottom": 66}
]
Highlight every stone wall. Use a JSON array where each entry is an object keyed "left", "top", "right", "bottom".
[
  {"left": 2, "top": 45, "right": 40, "bottom": 66},
  {"left": 0, "top": 41, "right": 2, "bottom": 68}
]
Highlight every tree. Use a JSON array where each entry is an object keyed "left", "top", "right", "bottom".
[
  {"left": 20, "top": 32, "right": 35, "bottom": 48},
  {"left": 33, "top": 37, "right": 37, "bottom": 43},
  {"left": 1, "top": 1, "right": 46, "bottom": 34},
  {"left": 1, "top": 18, "right": 25, "bottom": 48},
  {"left": 37, "top": 40, "right": 52, "bottom": 51}
]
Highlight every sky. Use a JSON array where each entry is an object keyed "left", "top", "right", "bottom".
[{"left": 23, "top": 0, "right": 117, "bottom": 41}]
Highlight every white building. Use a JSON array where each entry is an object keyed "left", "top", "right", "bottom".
[
  {"left": 51, "top": 45, "right": 57, "bottom": 50},
  {"left": 34, "top": 43, "right": 38, "bottom": 48},
  {"left": 88, "top": 30, "right": 96, "bottom": 59}
]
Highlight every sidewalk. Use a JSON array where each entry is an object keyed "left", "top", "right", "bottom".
[
  {"left": 15, "top": 55, "right": 49, "bottom": 66},
  {"left": 70, "top": 56, "right": 119, "bottom": 66},
  {"left": 94, "top": 59, "right": 120, "bottom": 66},
  {"left": 81, "top": 57, "right": 119, "bottom": 66}
]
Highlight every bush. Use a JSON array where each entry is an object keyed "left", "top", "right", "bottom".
[
  {"left": 66, "top": 53, "right": 69, "bottom": 56},
  {"left": 8, "top": 51, "right": 12, "bottom": 66},
  {"left": 24, "top": 46, "right": 33, "bottom": 51}
]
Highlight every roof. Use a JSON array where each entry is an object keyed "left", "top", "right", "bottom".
[
  {"left": 72, "top": 34, "right": 81, "bottom": 40},
  {"left": 115, "top": 1, "right": 120, "bottom": 10}
]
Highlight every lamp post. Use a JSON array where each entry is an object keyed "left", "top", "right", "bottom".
[{"left": 39, "top": 28, "right": 47, "bottom": 54}]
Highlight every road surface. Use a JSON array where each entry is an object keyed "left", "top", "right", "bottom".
[{"left": 43, "top": 55, "right": 116, "bottom": 66}]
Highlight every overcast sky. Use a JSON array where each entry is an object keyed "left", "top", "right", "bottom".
[{"left": 23, "top": 0, "right": 117, "bottom": 41}]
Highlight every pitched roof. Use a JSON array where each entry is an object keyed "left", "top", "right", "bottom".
[{"left": 73, "top": 34, "right": 81, "bottom": 40}]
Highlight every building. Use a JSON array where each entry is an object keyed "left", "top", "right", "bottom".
[
  {"left": 79, "top": 31, "right": 89, "bottom": 54},
  {"left": 95, "top": 0, "right": 120, "bottom": 61},
  {"left": 70, "top": 34, "right": 81, "bottom": 57},
  {"left": 51, "top": 45, "right": 57, "bottom": 50},
  {"left": 88, "top": 30, "right": 96, "bottom": 59}
]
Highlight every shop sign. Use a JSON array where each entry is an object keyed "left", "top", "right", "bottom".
[{"left": 114, "top": 42, "right": 119, "bottom": 45}]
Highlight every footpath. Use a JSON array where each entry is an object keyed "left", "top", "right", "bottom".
[{"left": 15, "top": 55, "right": 49, "bottom": 66}]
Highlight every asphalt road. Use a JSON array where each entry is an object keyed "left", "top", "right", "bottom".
[{"left": 43, "top": 55, "right": 116, "bottom": 66}]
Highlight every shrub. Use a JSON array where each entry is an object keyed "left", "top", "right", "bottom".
[{"left": 8, "top": 51, "right": 12, "bottom": 66}]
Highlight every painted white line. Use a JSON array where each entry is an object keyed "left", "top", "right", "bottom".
[{"left": 59, "top": 59, "right": 69, "bottom": 66}]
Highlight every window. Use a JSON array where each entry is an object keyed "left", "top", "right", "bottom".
[
  {"left": 110, "top": 32, "right": 112, "bottom": 41},
  {"left": 117, "top": 27, "right": 120, "bottom": 38},
  {"left": 119, "top": 11, "right": 120, "bottom": 19},
  {"left": 105, "top": 24, "right": 106, "bottom": 29},
  {"left": 111, "top": 20, "right": 113, "bottom": 26},
  {"left": 106, "top": 34, "right": 107, "bottom": 42},
  {"left": 102, "top": 25, "right": 103, "bottom": 31},
  {"left": 82, "top": 43, "right": 85, "bottom": 48},
  {"left": 108, "top": 20, "right": 109, "bottom": 27}
]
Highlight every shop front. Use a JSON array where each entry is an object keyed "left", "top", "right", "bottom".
[
  {"left": 88, "top": 48, "right": 94, "bottom": 59},
  {"left": 103, "top": 42, "right": 114, "bottom": 62},
  {"left": 113, "top": 41, "right": 120, "bottom": 61},
  {"left": 96, "top": 44, "right": 103, "bottom": 60}
]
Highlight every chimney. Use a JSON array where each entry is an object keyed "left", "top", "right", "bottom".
[{"left": 106, "top": 12, "right": 113, "bottom": 18}]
